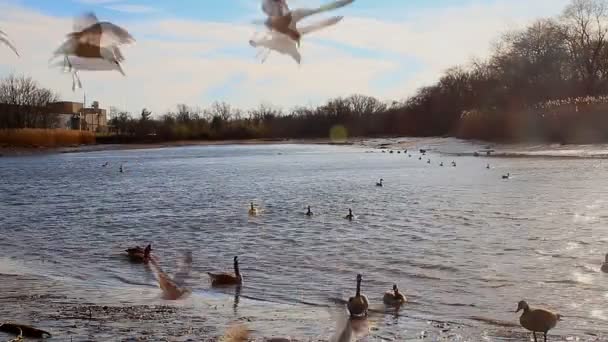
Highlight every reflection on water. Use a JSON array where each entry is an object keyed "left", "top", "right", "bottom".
[{"left": 1, "top": 140, "right": 608, "bottom": 340}]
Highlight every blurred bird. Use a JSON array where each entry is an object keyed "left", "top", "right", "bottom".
[
  {"left": 0, "top": 29, "right": 19, "bottom": 57},
  {"left": 148, "top": 251, "right": 193, "bottom": 300},
  {"left": 52, "top": 12, "right": 134, "bottom": 90},
  {"left": 258, "top": 0, "right": 354, "bottom": 46},
  {"left": 250, "top": 16, "right": 343, "bottom": 64}
]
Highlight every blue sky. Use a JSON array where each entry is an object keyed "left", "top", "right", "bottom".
[{"left": 0, "top": 0, "right": 570, "bottom": 115}]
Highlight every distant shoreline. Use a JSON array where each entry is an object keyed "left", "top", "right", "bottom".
[{"left": 0, "top": 138, "right": 356, "bottom": 157}]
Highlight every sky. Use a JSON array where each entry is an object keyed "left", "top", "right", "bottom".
[{"left": 0, "top": 0, "right": 571, "bottom": 115}]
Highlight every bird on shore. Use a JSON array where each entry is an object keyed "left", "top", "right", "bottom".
[
  {"left": 383, "top": 284, "right": 406, "bottom": 307},
  {"left": 347, "top": 274, "right": 369, "bottom": 318},
  {"left": 345, "top": 209, "right": 354, "bottom": 220},
  {"left": 516, "top": 300, "right": 560, "bottom": 342},
  {"left": 148, "top": 251, "right": 192, "bottom": 300},
  {"left": 0, "top": 29, "right": 19, "bottom": 57},
  {"left": 208, "top": 256, "right": 243, "bottom": 287},
  {"left": 259, "top": 0, "right": 355, "bottom": 47},
  {"left": 306, "top": 206, "right": 313, "bottom": 216},
  {"left": 601, "top": 253, "right": 608, "bottom": 273},
  {"left": 250, "top": 16, "right": 343, "bottom": 64}
]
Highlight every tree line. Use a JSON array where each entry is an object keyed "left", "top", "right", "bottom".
[{"left": 4, "top": 0, "right": 608, "bottom": 144}]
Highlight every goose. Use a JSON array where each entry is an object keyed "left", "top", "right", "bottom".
[
  {"left": 0, "top": 29, "right": 19, "bottom": 57},
  {"left": 148, "top": 252, "right": 192, "bottom": 300},
  {"left": 345, "top": 209, "right": 354, "bottom": 220},
  {"left": 502, "top": 173, "right": 510, "bottom": 179},
  {"left": 347, "top": 274, "right": 369, "bottom": 318},
  {"left": 601, "top": 254, "right": 608, "bottom": 273},
  {"left": 208, "top": 256, "right": 243, "bottom": 286},
  {"left": 126, "top": 244, "right": 151, "bottom": 263},
  {"left": 250, "top": 16, "right": 343, "bottom": 64},
  {"left": 376, "top": 179, "right": 383, "bottom": 187},
  {"left": 260, "top": 0, "right": 355, "bottom": 46},
  {"left": 516, "top": 300, "right": 560, "bottom": 342},
  {"left": 248, "top": 202, "right": 259, "bottom": 216},
  {"left": 383, "top": 284, "right": 406, "bottom": 307},
  {"left": 306, "top": 206, "right": 313, "bottom": 216}
]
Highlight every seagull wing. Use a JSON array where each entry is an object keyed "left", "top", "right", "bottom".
[
  {"left": 0, "top": 35, "right": 19, "bottom": 57},
  {"left": 290, "top": 0, "right": 354, "bottom": 23},
  {"left": 73, "top": 12, "right": 99, "bottom": 32},
  {"left": 298, "top": 16, "right": 343, "bottom": 35},
  {"left": 262, "top": 0, "right": 290, "bottom": 17}
]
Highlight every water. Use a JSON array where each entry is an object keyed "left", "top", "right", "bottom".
[{"left": 1, "top": 140, "right": 607, "bottom": 341}]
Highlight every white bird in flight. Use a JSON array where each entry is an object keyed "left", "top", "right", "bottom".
[
  {"left": 250, "top": 16, "right": 344, "bottom": 64},
  {"left": 52, "top": 12, "right": 134, "bottom": 90},
  {"left": 259, "top": 0, "right": 355, "bottom": 46},
  {"left": 0, "top": 29, "right": 19, "bottom": 57}
]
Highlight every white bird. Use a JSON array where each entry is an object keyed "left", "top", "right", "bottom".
[
  {"left": 0, "top": 29, "right": 19, "bottom": 57},
  {"left": 52, "top": 12, "right": 133, "bottom": 90},
  {"left": 250, "top": 16, "right": 343, "bottom": 64},
  {"left": 259, "top": 0, "right": 355, "bottom": 46}
]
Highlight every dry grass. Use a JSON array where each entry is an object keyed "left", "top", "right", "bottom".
[{"left": 0, "top": 129, "right": 95, "bottom": 148}]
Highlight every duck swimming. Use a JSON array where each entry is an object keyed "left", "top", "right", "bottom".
[
  {"left": 306, "top": 206, "right": 313, "bottom": 216},
  {"left": 345, "top": 209, "right": 354, "bottom": 220},
  {"left": 383, "top": 284, "right": 406, "bottom": 307},
  {"left": 376, "top": 179, "right": 383, "bottom": 187},
  {"left": 208, "top": 256, "right": 243, "bottom": 287},
  {"left": 248, "top": 202, "right": 259, "bottom": 216},
  {"left": 601, "top": 253, "right": 608, "bottom": 273},
  {"left": 516, "top": 300, "right": 560, "bottom": 342},
  {"left": 126, "top": 244, "right": 151, "bottom": 263},
  {"left": 347, "top": 274, "right": 369, "bottom": 318}
]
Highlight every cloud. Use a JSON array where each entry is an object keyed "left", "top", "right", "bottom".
[{"left": 0, "top": 0, "right": 571, "bottom": 116}]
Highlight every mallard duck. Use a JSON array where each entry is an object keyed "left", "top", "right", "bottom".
[
  {"left": 347, "top": 274, "right": 369, "bottom": 318},
  {"left": 248, "top": 202, "right": 258, "bottom": 216},
  {"left": 376, "top": 179, "right": 383, "bottom": 187},
  {"left": 345, "top": 209, "right": 354, "bottom": 220},
  {"left": 601, "top": 253, "right": 608, "bottom": 273},
  {"left": 383, "top": 284, "right": 406, "bottom": 307},
  {"left": 126, "top": 244, "right": 151, "bottom": 263},
  {"left": 208, "top": 256, "right": 243, "bottom": 286},
  {"left": 306, "top": 206, "right": 313, "bottom": 216},
  {"left": 516, "top": 300, "right": 560, "bottom": 342},
  {"left": 502, "top": 173, "right": 510, "bottom": 179}
]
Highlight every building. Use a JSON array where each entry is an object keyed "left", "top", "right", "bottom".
[{"left": 47, "top": 101, "right": 108, "bottom": 133}]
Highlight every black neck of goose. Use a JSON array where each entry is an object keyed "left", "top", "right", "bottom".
[{"left": 234, "top": 258, "right": 240, "bottom": 277}]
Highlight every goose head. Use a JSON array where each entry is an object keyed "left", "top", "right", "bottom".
[{"left": 516, "top": 300, "right": 529, "bottom": 313}]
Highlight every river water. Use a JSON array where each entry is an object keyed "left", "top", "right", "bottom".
[{"left": 1, "top": 140, "right": 607, "bottom": 341}]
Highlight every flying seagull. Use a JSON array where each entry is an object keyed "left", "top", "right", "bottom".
[
  {"left": 0, "top": 29, "right": 19, "bottom": 57},
  {"left": 259, "top": 0, "right": 355, "bottom": 46},
  {"left": 52, "top": 12, "right": 133, "bottom": 90},
  {"left": 250, "top": 16, "right": 344, "bottom": 64}
]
